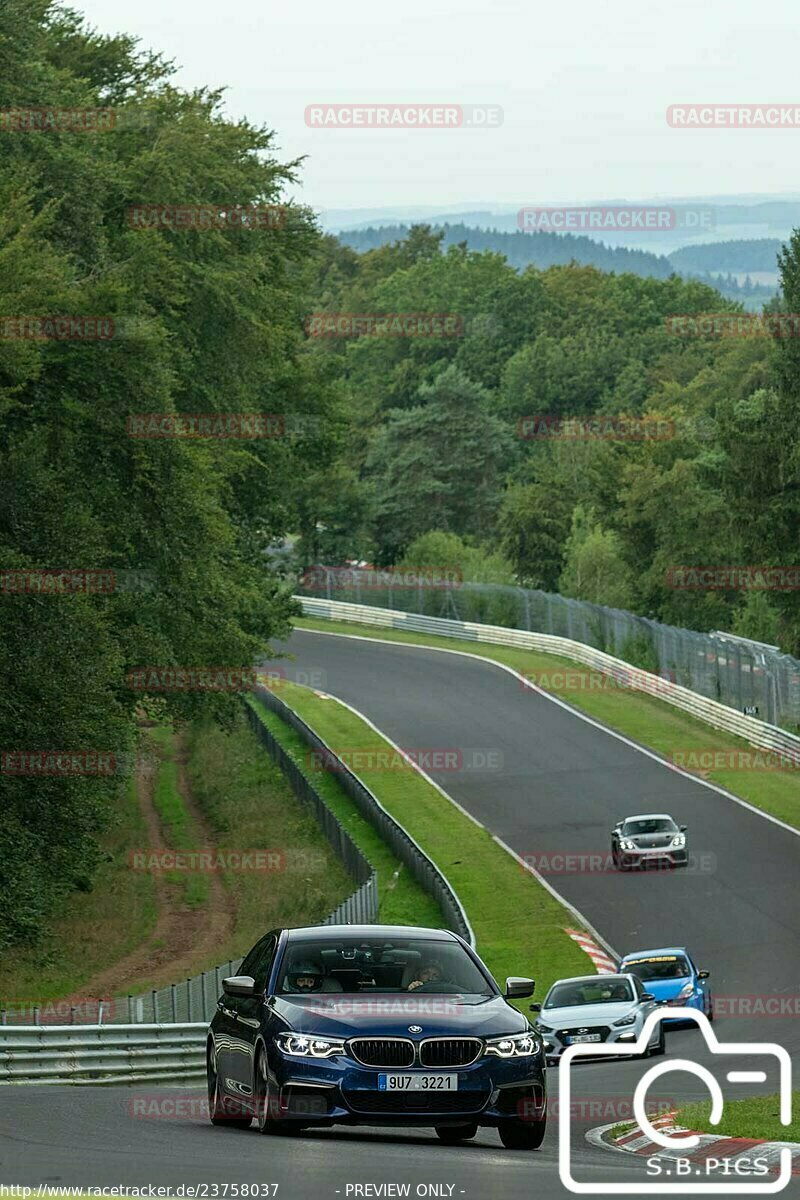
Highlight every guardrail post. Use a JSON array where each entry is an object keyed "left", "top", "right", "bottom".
[
  {"left": 127, "top": 994, "right": 134, "bottom": 1023},
  {"left": 33, "top": 1006, "right": 39, "bottom": 1026},
  {"left": 201, "top": 971, "right": 208, "bottom": 1021},
  {"left": 151, "top": 990, "right": 157, "bottom": 1022},
  {"left": 0, "top": 1009, "right": 5, "bottom": 1026},
  {"left": 187, "top": 979, "right": 193, "bottom": 1022},
  {"left": 170, "top": 983, "right": 177, "bottom": 1023},
  {"left": 97, "top": 1000, "right": 104, "bottom": 1026}
]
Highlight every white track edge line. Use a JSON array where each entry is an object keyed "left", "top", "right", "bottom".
[{"left": 294, "top": 625, "right": 800, "bottom": 840}]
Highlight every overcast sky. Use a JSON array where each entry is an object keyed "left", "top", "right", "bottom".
[{"left": 77, "top": 0, "right": 800, "bottom": 215}]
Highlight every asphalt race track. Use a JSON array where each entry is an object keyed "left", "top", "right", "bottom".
[{"left": 2, "top": 626, "right": 798, "bottom": 1198}]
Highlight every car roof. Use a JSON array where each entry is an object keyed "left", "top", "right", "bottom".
[
  {"left": 621, "top": 812, "right": 676, "bottom": 821},
  {"left": 284, "top": 924, "right": 458, "bottom": 942},
  {"left": 621, "top": 946, "right": 687, "bottom": 959}
]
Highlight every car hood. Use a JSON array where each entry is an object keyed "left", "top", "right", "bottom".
[
  {"left": 269, "top": 993, "right": 528, "bottom": 1038},
  {"left": 625, "top": 832, "right": 677, "bottom": 849},
  {"left": 538, "top": 1002, "right": 638, "bottom": 1026},
  {"left": 637, "top": 978, "right": 692, "bottom": 1001}
]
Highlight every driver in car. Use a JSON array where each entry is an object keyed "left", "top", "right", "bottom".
[
  {"left": 285, "top": 959, "right": 325, "bottom": 993},
  {"left": 407, "top": 959, "right": 446, "bottom": 991}
]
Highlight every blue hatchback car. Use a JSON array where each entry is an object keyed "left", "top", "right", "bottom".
[
  {"left": 619, "top": 947, "right": 713, "bottom": 1023},
  {"left": 207, "top": 924, "right": 547, "bottom": 1148}
]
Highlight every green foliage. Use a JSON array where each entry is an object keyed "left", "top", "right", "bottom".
[
  {"left": 0, "top": 0, "right": 330, "bottom": 948},
  {"left": 559, "top": 507, "right": 636, "bottom": 610}
]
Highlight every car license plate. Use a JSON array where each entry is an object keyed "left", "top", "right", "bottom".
[
  {"left": 567, "top": 1033, "right": 602, "bottom": 1044},
  {"left": 378, "top": 1073, "right": 457, "bottom": 1091}
]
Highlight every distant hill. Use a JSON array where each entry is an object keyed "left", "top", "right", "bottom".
[
  {"left": 668, "top": 238, "right": 783, "bottom": 274},
  {"left": 338, "top": 223, "right": 778, "bottom": 308}
]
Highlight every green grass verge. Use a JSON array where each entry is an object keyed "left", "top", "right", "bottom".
[
  {"left": 674, "top": 1092, "right": 799, "bottom": 1141},
  {"left": 0, "top": 769, "right": 158, "bottom": 1004},
  {"left": 296, "top": 617, "right": 800, "bottom": 830},
  {"left": 148, "top": 725, "right": 208, "bottom": 907},
  {"left": 184, "top": 710, "right": 356, "bottom": 955},
  {"left": 253, "top": 682, "right": 591, "bottom": 1009},
  {"left": 246, "top": 697, "right": 441, "bottom": 928}
]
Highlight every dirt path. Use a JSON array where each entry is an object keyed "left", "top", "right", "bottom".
[{"left": 71, "top": 733, "right": 236, "bottom": 1001}]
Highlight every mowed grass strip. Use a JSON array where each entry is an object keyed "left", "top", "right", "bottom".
[
  {"left": 256, "top": 682, "right": 590, "bottom": 1007},
  {"left": 148, "top": 725, "right": 208, "bottom": 907},
  {"left": 297, "top": 618, "right": 800, "bottom": 830},
  {"left": 0, "top": 768, "right": 158, "bottom": 1004},
  {"left": 184, "top": 710, "right": 357, "bottom": 955},
  {"left": 674, "top": 1092, "right": 800, "bottom": 1141},
  {"left": 246, "top": 697, "right": 441, "bottom": 928}
]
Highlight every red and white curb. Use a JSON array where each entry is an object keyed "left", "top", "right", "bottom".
[
  {"left": 586, "top": 1111, "right": 800, "bottom": 1176},
  {"left": 565, "top": 927, "right": 617, "bottom": 973}
]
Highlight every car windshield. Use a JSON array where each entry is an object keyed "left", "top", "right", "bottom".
[
  {"left": 276, "top": 936, "right": 494, "bottom": 996},
  {"left": 623, "top": 817, "right": 677, "bottom": 835},
  {"left": 624, "top": 956, "right": 691, "bottom": 981},
  {"left": 544, "top": 978, "right": 634, "bottom": 1008}
]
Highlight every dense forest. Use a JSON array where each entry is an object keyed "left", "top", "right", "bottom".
[
  {"left": 299, "top": 224, "right": 800, "bottom": 657},
  {"left": 340, "top": 224, "right": 778, "bottom": 305},
  {"left": 3, "top": 0, "right": 800, "bottom": 951}
]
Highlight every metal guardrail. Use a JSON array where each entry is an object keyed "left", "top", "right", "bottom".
[
  {"left": 0, "top": 1023, "right": 207, "bottom": 1085},
  {"left": 297, "top": 597, "right": 800, "bottom": 765},
  {"left": 299, "top": 570, "right": 800, "bottom": 730},
  {"left": 252, "top": 685, "right": 475, "bottom": 946}
]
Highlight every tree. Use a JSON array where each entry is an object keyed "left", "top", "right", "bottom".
[{"left": 558, "top": 507, "right": 636, "bottom": 609}]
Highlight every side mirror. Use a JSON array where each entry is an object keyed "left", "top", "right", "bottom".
[
  {"left": 529, "top": 1002, "right": 542, "bottom": 1013},
  {"left": 222, "top": 974, "right": 256, "bottom": 998},
  {"left": 680, "top": 825, "right": 687, "bottom": 832},
  {"left": 505, "top": 976, "right": 535, "bottom": 999},
  {"left": 640, "top": 992, "right": 656, "bottom": 1002},
  {"left": 697, "top": 970, "right": 710, "bottom": 980}
]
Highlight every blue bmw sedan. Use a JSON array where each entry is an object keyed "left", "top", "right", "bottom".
[{"left": 207, "top": 924, "right": 547, "bottom": 1148}]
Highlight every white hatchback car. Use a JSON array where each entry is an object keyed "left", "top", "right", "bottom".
[{"left": 530, "top": 973, "right": 665, "bottom": 1063}]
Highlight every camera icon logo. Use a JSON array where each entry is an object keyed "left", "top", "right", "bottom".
[{"left": 558, "top": 1007, "right": 793, "bottom": 1194}]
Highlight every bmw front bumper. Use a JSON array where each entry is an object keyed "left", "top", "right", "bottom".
[{"left": 267, "top": 1048, "right": 546, "bottom": 1128}]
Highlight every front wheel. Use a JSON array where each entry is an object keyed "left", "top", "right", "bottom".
[
  {"left": 436, "top": 1123, "right": 478, "bottom": 1144},
  {"left": 207, "top": 1044, "right": 252, "bottom": 1128},
  {"left": 254, "top": 1047, "right": 300, "bottom": 1136},
  {"left": 647, "top": 1025, "right": 666, "bottom": 1057},
  {"left": 498, "top": 1116, "right": 546, "bottom": 1150}
]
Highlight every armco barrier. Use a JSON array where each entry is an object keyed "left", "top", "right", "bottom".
[
  {"left": 251, "top": 684, "right": 475, "bottom": 946},
  {"left": 0, "top": 1023, "right": 207, "bottom": 1085},
  {"left": 296, "top": 597, "right": 800, "bottom": 765}
]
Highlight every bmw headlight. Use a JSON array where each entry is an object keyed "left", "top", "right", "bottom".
[
  {"left": 619, "top": 839, "right": 636, "bottom": 851},
  {"left": 671, "top": 834, "right": 686, "bottom": 847},
  {"left": 485, "top": 1032, "right": 540, "bottom": 1058},
  {"left": 612, "top": 1013, "right": 637, "bottom": 1027},
  {"left": 274, "top": 1033, "right": 346, "bottom": 1058}
]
